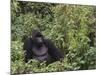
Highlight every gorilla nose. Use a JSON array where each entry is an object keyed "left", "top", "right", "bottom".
[{"left": 38, "top": 42, "right": 43, "bottom": 48}]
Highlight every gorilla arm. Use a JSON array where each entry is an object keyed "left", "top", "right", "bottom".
[
  {"left": 23, "top": 38, "right": 33, "bottom": 62},
  {"left": 44, "top": 39, "right": 64, "bottom": 61}
]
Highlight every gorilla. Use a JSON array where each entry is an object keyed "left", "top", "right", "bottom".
[{"left": 23, "top": 29, "right": 64, "bottom": 64}]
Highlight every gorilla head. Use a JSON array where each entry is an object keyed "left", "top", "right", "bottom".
[{"left": 32, "top": 30, "right": 44, "bottom": 48}]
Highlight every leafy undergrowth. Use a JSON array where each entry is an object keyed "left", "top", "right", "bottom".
[
  {"left": 11, "top": 0, "right": 96, "bottom": 74},
  {"left": 11, "top": 41, "right": 96, "bottom": 75}
]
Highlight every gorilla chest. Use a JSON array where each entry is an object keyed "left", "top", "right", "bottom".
[{"left": 32, "top": 45, "right": 50, "bottom": 61}]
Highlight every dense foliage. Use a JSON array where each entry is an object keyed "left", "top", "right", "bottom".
[{"left": 11, "top": 0, "right": 96, "bottom": 74}]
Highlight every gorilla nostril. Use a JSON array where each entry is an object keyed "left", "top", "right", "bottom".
[{"left": 38, "top": 42, "right": 43, "bottom": 48}]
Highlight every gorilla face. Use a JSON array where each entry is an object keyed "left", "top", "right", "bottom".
[{"left": 32, "top": 30, "right": 44, "bottom": 48}]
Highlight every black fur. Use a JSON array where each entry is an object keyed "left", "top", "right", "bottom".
[{"left": 23, "top": 30, "right": 64, "bottom": 64}]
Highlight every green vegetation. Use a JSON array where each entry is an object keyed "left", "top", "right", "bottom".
[{"left": 11, "top": 0, "right": 96, "bottom": 74}]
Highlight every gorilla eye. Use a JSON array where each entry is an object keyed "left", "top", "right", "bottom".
[{"left": 36, "top": 33, "right": 42, "bottom": 37}]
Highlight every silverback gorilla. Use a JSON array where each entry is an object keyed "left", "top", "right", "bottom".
[{"left": 23, "top": 29, "right": 64, "bottom": 64}]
